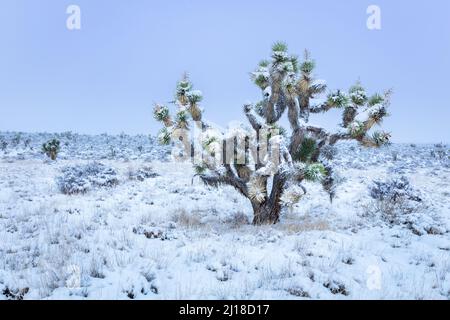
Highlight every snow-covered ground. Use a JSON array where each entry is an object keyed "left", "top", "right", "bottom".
[{"left": 0, "top": 132, "right": 449, "bottom": 300}]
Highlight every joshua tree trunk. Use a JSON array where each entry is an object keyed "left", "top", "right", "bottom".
[
  {"left": 252, "top": 201, "right": 281, "bottom": 225},
  {"left": 251, "top": 172, "right": 286, "bottom": 225},
  {"left": 46, "top": 151, "right": 57, "bottom": 160}
]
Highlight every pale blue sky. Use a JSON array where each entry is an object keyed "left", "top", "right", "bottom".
[{"left": 0, "top": 0, "right": 449, "bottom": 143}]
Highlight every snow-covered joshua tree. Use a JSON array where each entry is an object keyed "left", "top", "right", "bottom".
[{"left": 154, "top": 43, "right": 392, "bottom": 225}]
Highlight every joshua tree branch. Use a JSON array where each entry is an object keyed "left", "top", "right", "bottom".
[
  {"left": 244, "top": 104, "right": 263, "bottom": 131},
  {"left": 200, "top": 167, "right": 249, "bottom": 198},
  {"left": 309, "top": 101, "right": 333, "bottom": 114}
]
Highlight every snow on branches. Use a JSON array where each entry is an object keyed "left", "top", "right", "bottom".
[{"left": 154, "top": 43, "right": 392, "bottom": 224}]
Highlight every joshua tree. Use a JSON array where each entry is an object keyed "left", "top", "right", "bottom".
[
  {"left": 42, "top": 139, "right": 61, "bottom": 160},
  {"left": 154, "top": 43, "right": 392, "bottom": 225}
]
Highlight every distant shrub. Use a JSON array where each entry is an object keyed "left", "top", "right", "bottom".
[
  {"left": 24, "top": 138, "right": 31, "bottom": 148},
  {"left": 430, "top": 144, "right": 447, "bottom": 160},
  {"left": 11, "top": 133, "right": 22, "bottom": 147},
  {"left": 128, "top": 166, "right": 159, "bottom": 181},
  {"left": 370, "top": 176, "right": 421, "bottom": 203},
  {"left": 56, "top": 162, "right": 119, "bottom": 195},
  {"left": 42, "top": 139, "right": 61, "bottom": 160},
  {"left": 0, "top": 139, "right": 7, "bottom": 152},
  {"left": 368, "top": 176, "right": 422, "bottom": 224}
]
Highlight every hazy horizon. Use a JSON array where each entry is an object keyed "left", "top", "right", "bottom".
[{"left": 1, "top": 0, "right": 449, "bottom": 143}]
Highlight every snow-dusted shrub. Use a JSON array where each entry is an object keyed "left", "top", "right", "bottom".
[
  {"left": 11, "top": 133, "right": 22, "bottom": 147},
  {"left": 367, "top": 177, "right": 444, "bottom": 235},
  {"left": 0, "top": 138, "right": 7, "bottom": 152},
  {"left": 320, "top": 145, "right": 338, "bottom": 161},
  {"left": 128, "top": 166, "right": 159, "bottom": 181},
  {"left": 430, "top": 144, "right": 448, "bottom": 160},
  {"left": 2, "top": 287, "right": 30, "bottom": 300},
  {"left": 370, "top": 176, "right": 421, "bottom": 203},
  {"left": 223, "top": 211, "right": 250, "bottom": 227},
  {"left": 56, "top": 162, "right": 119, "bottom": 195},
  {"left": 369, "top": 176, "right": 423, "bottom": 224}
]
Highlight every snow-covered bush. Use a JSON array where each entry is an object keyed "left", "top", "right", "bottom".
[
  {"left": 0, "top": 138, "right": 7, "bottom": 152},
  {"left": 56, "top": 162, "right": 119, "bottom": 195},
  {"left": 369, "top": 176, "right": 422, "bottom": 224},
  {"left": 430, "top": 144, "right": 448, "bottom": 160},
  {"left": 370, "top": 176, "right": 421, "bottom": 203},
  {"left": 128, "top": 166, "right": 159, "bottom": 181}
]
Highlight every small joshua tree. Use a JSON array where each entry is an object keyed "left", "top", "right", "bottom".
[
  {"left": 42, "top": 139, "right": 61, "bottom": 160},
  {"left": 154, "top": 43, "right": 392, "bottom": 225}
]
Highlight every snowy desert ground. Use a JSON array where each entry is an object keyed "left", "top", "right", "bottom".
[{"left": 0, "top": 132, "right": 449, "bottom": 300}]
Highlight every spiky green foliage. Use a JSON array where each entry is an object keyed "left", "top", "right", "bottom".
[
  {"left": 327, "top": 90, "right": 350, "bottom": 108},
  {"left": 348, "top": 121, "right": 366, "bottom": 138},
  {"left": 349, "top": 82, "right": 368, "bottom": 106},
  {"left": 153, "top": 105, "right": 170, "bottom": 122},
  {"left": 194, "top": 164, "right": 207, "bottom": 174},
  {"left": 186, "top": 90, "right": 203, "bottom": 104},
  {"left": 304, "top": 163, "right": 327, "bottom": 182},
  {"left": 289, "top": 55, "right": 299, "bottom": 73},
  {"left": 254, "top": 101, "right": 265, "bottom": 117},
  {"left": 368, "top": 93, "right": 385, "bottom": 106},
  {"left": 42, "top": 139, "right": 61, "bottom": 160},
  {"left": 280, "top": 61, "right": 295, "bottom": 73},
  {"left": 267, "top": 124, "right": 287, "bottom": 139},
  {"left": 293, "top": 137, "right": 317, "bottom": 162},
  {"left": 158, "top": 128, "right": 171, "bottom": 145},
  {"left": 176, "top": 75, "right": 193, "bottom": 103},
  {"left": 300, "top": 59, "right": 315, "bottom": 74},
  {"left": 202, "top": 136, "right": 218, "bottom": 149},
  {"left": 272, "top": 42, "right": 289, "bottom": 63},
  {"left": 252, "top": 73, "right": 269, "bottom": 89},
  {"left": 176, "top": 110, "right": 189, "bottom": 124},
  {"left": 272, "top": 41, "right": 288, "bottom": 53},
  {"left": 251, "top": 61, "right": 270, "bottom": 89},
  {"left": 259, "top": 60, "right": 270, "bottom": 68},
  {"left": 368, "top": 105, "right": 388, "bottom": 123},
  {"left": 372, "top": 131, "right": 391, "bottom": 146}
]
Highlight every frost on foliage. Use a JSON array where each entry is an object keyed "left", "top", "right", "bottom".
[
  {"left": 369, "top": 176, "right": 422, "bottom": 203},
  {"left": 247, "top": 176, "right": 267, "bottom": 203},
  {"left": 304, "top": 163, "right": 327, "bottom": 182},
  {"left": 186, "top": 90, "right": 203, "bottom": 104},
  {"left": 280, "top": 184, "right": 306, "bottom": 208},
  {"left": 348, "top": 121, "right": 365, "bottom": 138},
  {"left": 129, "top": 166, "right": 159, "bottom": 181},
  {"left": 348, "top": 83, "right": 368, "bottom": 106},
  {"left": 56, "top": 162, "right": 119, "bottom": 195},
  {"left": 368, "top": 176, "right": 446, "bottom": 235},
  {"left": 158, "top": 128, "right": 171, "bottom": 145},
  {"left": 371, "top": 131, "right": 391, "bottom": 147},
  {"left": 327, "top": 90, "right": 349, "bottom": 108},
  {"left": 153, "top": 105, "right": 170, "bottom": 122}
]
